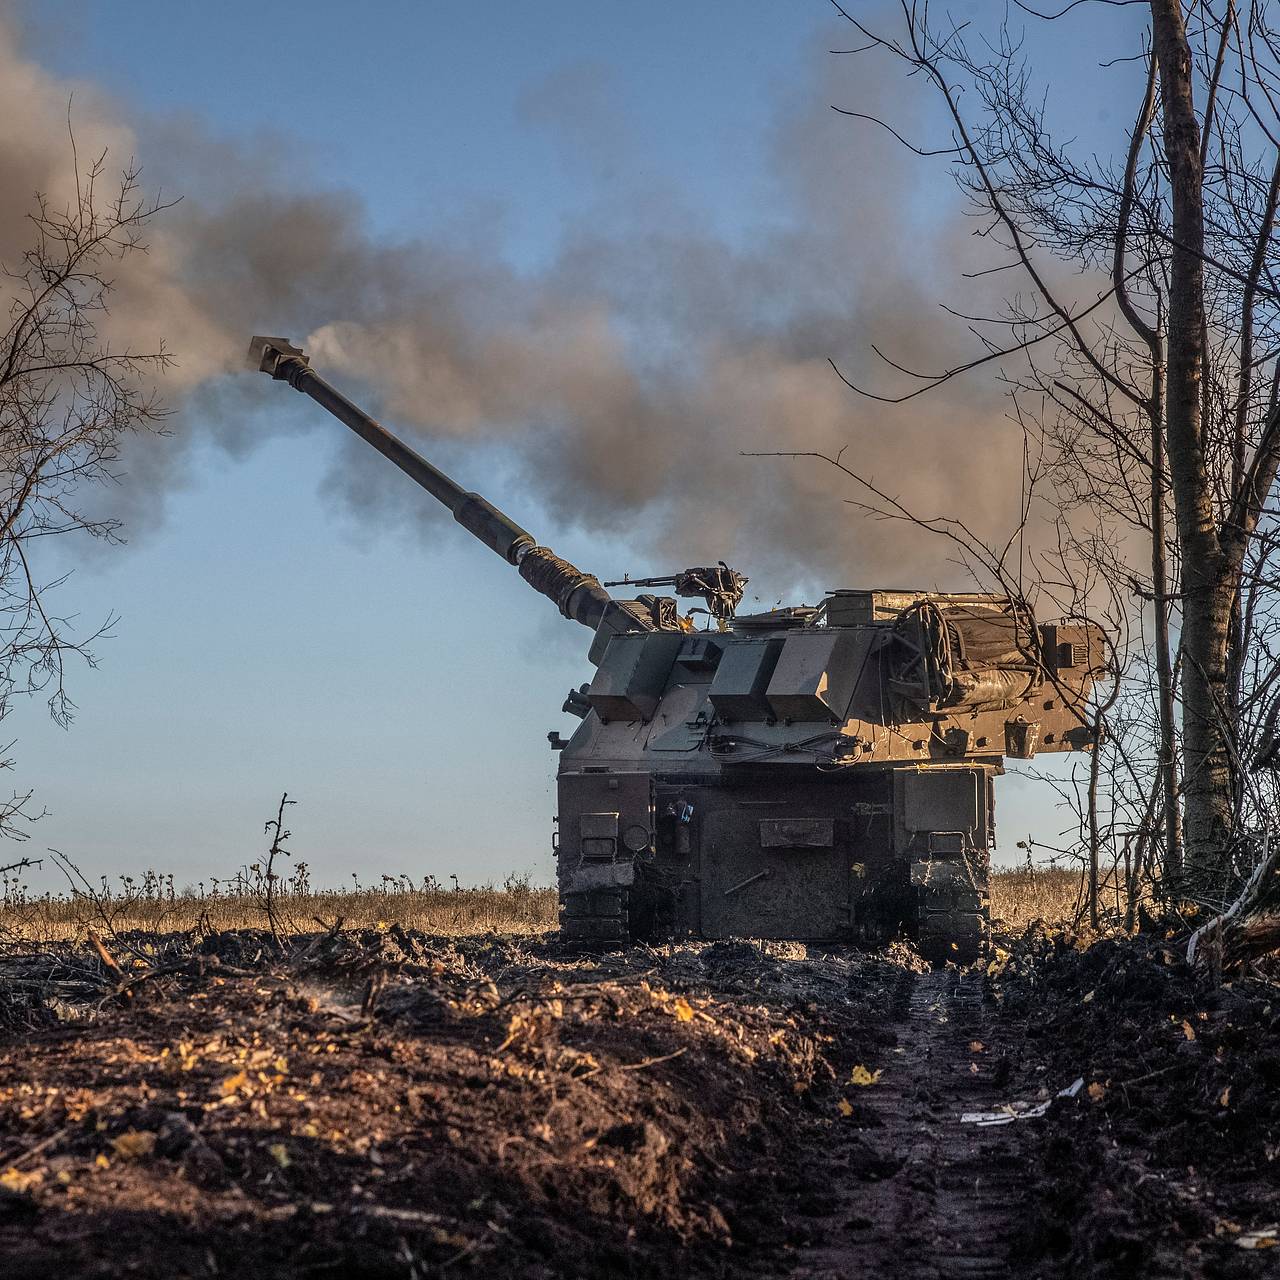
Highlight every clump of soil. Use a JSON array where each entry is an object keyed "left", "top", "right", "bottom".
[
  {"left": 0, "top": 928, "right": 901, "bottom": 1279},
  {"left": 993, "top": 926, "right": 1280, "bottom": 1279}
]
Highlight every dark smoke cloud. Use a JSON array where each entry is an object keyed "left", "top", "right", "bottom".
[{"left": 0, "top": 12, "right": 1027, "bottom": 596}]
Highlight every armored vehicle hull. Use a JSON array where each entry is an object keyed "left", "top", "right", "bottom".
[{"left": 555, "top": 593, "right": 1101, "bottom": 957}]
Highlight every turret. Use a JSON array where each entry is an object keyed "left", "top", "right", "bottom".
[{"left": 247, "top": 336, "right": 658, "bottom": 646}]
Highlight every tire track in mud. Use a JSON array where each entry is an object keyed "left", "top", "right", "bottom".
[{"left": 791, "top": 968, "right": 1029, "bottom": 1280}]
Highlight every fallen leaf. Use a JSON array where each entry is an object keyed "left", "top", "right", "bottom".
[
  {"left": 672, "top": 998, "right": 694, "bottom": 1023},
  {"left": 1220, "top": 1086, "right": 1232, "bottom": 1107},
  {"left": 969, "top": 1041, "right": 985, "bottom": 1054},
  {"left": 0, "top": 1167, "right": 42, "bottom": 1192},
  {"left": 1082, "top": 990, "right": 1095, "bottom": 1004},
  {"left": 268, "top": 1143, "right": 291, "bottom": 1169},
  {"left": 220, "top": 1069, "right": 250, "bottom": 1097},
  {"left": 969, "top": 1062, "right": 979, "bottom": 1075},
  {"left": 1235, "top": 1225, "right": 1280, "bottom": 1250},
  {"left": 837, "top": 1098, "right": 854, "bottom": 1117},
  {"left": 1087, "top": 1082, "right": 1108, "bottom": 1103},
  {"left": 111, "top": 1129, "right": 156, "bottom": 1160},
  {"left": 1181, "top": 1020, "right": 1196, "bottom": 1042},
  {"left": 849, "top": 1065, "right": 882, "bottom": 1087},
  {"left": 792, "top": 1081, "right": 809, "bottom": 1095},
  {"left": 93, "top": 1153, "right": 110, "bottom": 1170}
]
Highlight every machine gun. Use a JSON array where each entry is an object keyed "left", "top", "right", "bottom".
[{"left": 604, "top": 564, "right": 747, "bottom": 623}]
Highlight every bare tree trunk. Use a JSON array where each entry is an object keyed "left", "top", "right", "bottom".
[
  {"left": 1112, "top": 54, "right": 1181, "bottom": 881},
  {"left": 1151, "top": 347, "right": 1183, "bottom": 881},
  {"left": 1150, "top": 0, "right": 1235, "bottom": 879},
  {"left": 1088, "top": 716, "right": 1103, "bottom": 928}
]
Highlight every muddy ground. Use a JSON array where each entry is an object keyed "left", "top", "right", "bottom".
[{"left": 0, "top": 924, "right": 1276, "bottom": 1279}]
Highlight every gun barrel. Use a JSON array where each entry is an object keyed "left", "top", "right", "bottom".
[
  {"left": 249, "top": 335, "right": 535, "bottom": 564},
  {"left": 248, "top": 336, "right": 622, "bottom": 633}
]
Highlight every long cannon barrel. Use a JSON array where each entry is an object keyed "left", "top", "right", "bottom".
[{"left": 248, "top": 336, "right": 628, "bottom": 634}]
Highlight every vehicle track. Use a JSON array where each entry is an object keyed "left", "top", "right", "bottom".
[{"left": 791, "top": 968, "right": 1028, "bottom": 1279}]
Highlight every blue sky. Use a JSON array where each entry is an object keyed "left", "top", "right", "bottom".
[{"left": 4, "top": 1, "right": 1141, "bottom": 892}]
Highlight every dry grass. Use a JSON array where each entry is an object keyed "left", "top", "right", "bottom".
[
  {"left": 990, "top": 866, "right": 1085, "bottom": 931},
  {"left": 2, "top": 865, "right": 1083, "bottom": 947},
  {"left": 0, "top": 878, "right": 558, "bottom": 945}
]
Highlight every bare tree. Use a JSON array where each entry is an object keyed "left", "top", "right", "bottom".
[
  {"left": 259, "top": 792, "right": 296, "bottom": 947},
  {"left": 0, "top": 137, "right": 173, "bottom": 830},
  {"left": 821, "top": 1, "right": 1280, "bottom": 900}
]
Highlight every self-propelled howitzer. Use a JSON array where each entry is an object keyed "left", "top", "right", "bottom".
[{"left": 250, "top": 335, "right": 1105, "bottom": 959}]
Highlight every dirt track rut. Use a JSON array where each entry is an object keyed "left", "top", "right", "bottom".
[{"left": 792, "top": 969, "right": 1029, "bottom": 1279}]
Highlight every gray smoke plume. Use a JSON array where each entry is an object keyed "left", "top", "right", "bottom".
[{"left": 0, "top": 11, "right": 1026, "bottom": 596}]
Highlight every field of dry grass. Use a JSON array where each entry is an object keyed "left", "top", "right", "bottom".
[
  {"left": 0, "top": 863, "right": 1085, "bottom": 945},
  {"left": 0, "top": 876, "right": 558, "bottom": 944},
  {"left": 989, "top": 866, "right": 1084, "bottom": 931}
]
